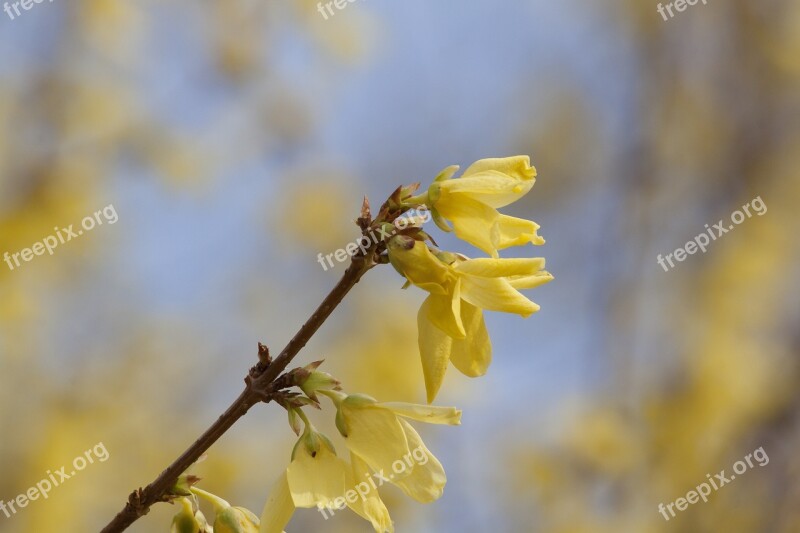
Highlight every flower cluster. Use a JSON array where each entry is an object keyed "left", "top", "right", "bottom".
[
  {"left": 168, "top": 156, "right": 551, "bottom": 532},
  {"left": 393, "top": 155, "right": 553, "bottom": 402},
  {"left": 259, "top": 389, "right": 461, "bottom": 532}
]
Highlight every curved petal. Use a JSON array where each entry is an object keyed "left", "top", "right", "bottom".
[
  {"left": 259, "top": 473, "right": 294, "bottom": 533},
  {"left": 432, "top": 164, "right": 460, "bottom": 183},
  {"left": 449, "top": 303, "right": 492, "bottom": 377},
  {"left": 341, "top": 405, "right": 410, "bottom": 478},
  {"left": 462, "top": 156, "right": 536, "bottom": 183},
  {"left": 435, "top": 194, "right": 500, "bottom": 257},
  {"left": 455, "top": 257, "right": 547, "bottom": 278},
  {"left": 441, "top": 172, "right": 534, "bottom": 208},
  {"left": 494, "top": 214, "right": 545, "bottom": 249},
  {"left": 286, "top": 445, "right": 347, "bottom": 508},
  {"left": 346, "top": 453, "right": 394, "bottom": 533},
  {"left": 507, "top": 271, "right": 554, "bottom": 290},
  {"left": 418, "top": 298, "right": 453, "bottom": 403},
  {"left": 459, "top": 274, "right": 540, "bottom": 317},
  {"left": 378, "top": 402, "right": 462, "bottom": 425},
  {"left": 425, "top": 282, "right": 465, "bottom": 339},
  {"left": 448, "top": 155, "right": 537, "bottom": 208},
  {"left": 391, "top": 420, "right": 447, "bottom": 503}
]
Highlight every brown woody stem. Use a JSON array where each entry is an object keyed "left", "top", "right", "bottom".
[{"left": 100, "top": 252, "right": 375, "bottom": 532}]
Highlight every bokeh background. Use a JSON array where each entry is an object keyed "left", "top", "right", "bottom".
[{"left": 1, "top": 0, "right": 799, "bottom": 531}]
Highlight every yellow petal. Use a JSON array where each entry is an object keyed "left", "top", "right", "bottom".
[
  {"left": 507, "top": 271, "right": 554, "bottom": 290},
  {"left": 259, "top": 473, "right": 294, "bottom": 533},
  {"left": 391, "top": 420, "right": 447, "bottom": 503},
  {"left": 459, "top": 274, "right": 540, "bottom": 317},
  {"left": 440, "top": 172, "right": 534, "bottom": 208},
  {"left": 455, "top": 257, "right": 547, "bottom": 278},
  {"left": 418, "top": 298, "right": 453, "bottom": 403},
  {"left": 378, "top": 402, "right": 462, "bottom": 425},
  {"left": 346, "top": 453, "right": 394, "bottom": 533},
  {"left": 425, "top": 283, "right": 465, "bottom": 339},
  {"left": 341, "top": 404, "right": 410, "bottom": 477},
  {"left": 462, "top": 155, "right": 536, "bottom": 183},
  {"left": 442, "top": 156, "right": 536, "bottom": 208},
  {"left": 435, "top": 194, "right": 501, "bottom": 257},
  {"left": 494, "top": 214, "right": 545, "bottom": 249},
  {"left": 449, "top": 303, "right": 492, "bottom": 377},
  {"left": 432, "top": 164, "right": 460, "bottom": 183},
  {"left": 286, "top": 445, "right": 347, "bottom": 508}
]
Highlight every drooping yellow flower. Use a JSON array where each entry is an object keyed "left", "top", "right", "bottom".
[
  {"left": 286, "top": 430, "right": 348, "bottom": 509},
  {"left": 259, "top": 421, "right": 394, "bottom": 533},
  {"left": 387, "top": 236, "right": 553, "bottom": 402},
  {"left": 322, "top": 391, "right": 461, "bottom": 503},
  {"left": 423, "top": 155, "right": 544, "bottom": 257},
  {"left": 259, "top": 426, "right": 344, "bottom": 532}
]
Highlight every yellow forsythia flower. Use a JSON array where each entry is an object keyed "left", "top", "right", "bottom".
[
  {"left": 323, "top": 391, "right": 461, "bottom": 503},
  {"left": 425, "top": 155, "right": 544, "bottom": 257},
  {"left": 260, "top": 424, "right": 393, "bottom": 532},
  {"left": 388, "top": 236, "right": 553, "bottom": 402},
  {"left": 286, "top": 428, "right": 347, "bottom": 508}
]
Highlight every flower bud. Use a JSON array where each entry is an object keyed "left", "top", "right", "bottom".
[
  {"left": 190, "top": 487, "right": 257, "bottom": 533},
  {"left": 171, "top": 497, "right": 211, "bottom": 533},
  {"left": 398, "top": 182, "right": 422, "bottom": 200},
  {"left": 173, "top": 474, "right": 201, "bottom": 497},
  {"left": 295, "top": 362, "right": 341, "bottom": 402},
  {"left": 291, "top": 424, "right": 337, "bottom": 461},
  {"left": 287, "top": 408, "right": 303, "bottom": 436},
  {"left": 214, "top": 506, "right": 261, "bottom": 533}
]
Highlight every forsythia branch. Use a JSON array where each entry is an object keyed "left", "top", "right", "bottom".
[
  {"left": 100, "top": 244, "right": 377, "bottom": 533},
  {"left": 101, "top": 156, "right": 551, "bottom": 532}
]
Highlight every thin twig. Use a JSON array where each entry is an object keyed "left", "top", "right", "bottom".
[{"left": 100, "top": 252, "right": 375, "bottom": 532}]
